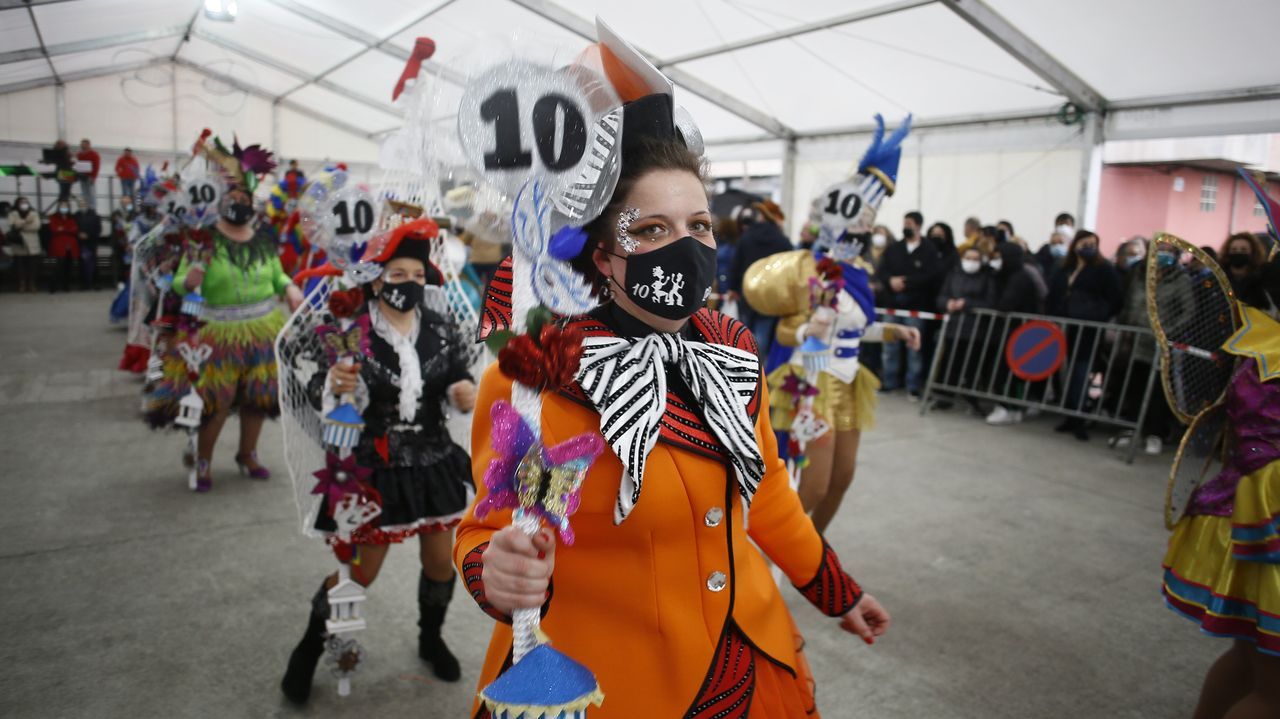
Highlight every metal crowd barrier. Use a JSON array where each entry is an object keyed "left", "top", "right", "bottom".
[{"left": 913, "top": 307, "right": 1161, "bottom": 463}]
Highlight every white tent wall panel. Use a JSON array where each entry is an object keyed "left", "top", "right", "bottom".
[
  {"left": 0, "top": 7, "right": 41, "bottom": 53},
  {"left": 554, "top": 0, "right": 892, "bottom": 60},
  {"left": 64, "top": 70, "right": 175, "bottom": 152},
  {"left": 0, "top": 59, "right": 56, "bottom": 88},
  {"left": 298, "top": 0, "right": 452, "bottom": 39},
  {"left": 31, "top": 0, "right": 196, "bottom": 46},
  {"left": 393, "top": 0, "right": 590, "bottom": 68},
  {"left": 176, "top": 36, "right": 304, "bottom": 97},
  {"left": 669, "top": 2, "right": 1059, "bottom": 134},
  {"left": 321, "top": 51, "right": 406, "bottom": 106},
  {"left": 192, "top": 0, "right": 365, "bottom": 72},
  {"left": 985, "top": 0, "right": 1280, "bottom": 101},
  {"left": 789, "top": 129, "right": 1085, "bottom": 252},
  {"left": 173, "top": 66, "right": 276, "bottom": 156},
  {"left": 275, "top": 105, "right": 380, "bottom": 164},
  {"left": 50, "top": 37, "right": 183, "bottom": 77},
  {"left": 0, "top": 86, "right": 58, "bottom": 144}
]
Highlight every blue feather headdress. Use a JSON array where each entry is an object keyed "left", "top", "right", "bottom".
[
  {"left": 857, "top": 113, "right": 912, "bottom": 200},
  {"left": 137, "top": 165, "right": 162, "bottom": 205}
]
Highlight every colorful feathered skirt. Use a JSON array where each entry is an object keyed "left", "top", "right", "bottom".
[
  {"left": 1162, "top": 460, "right": 1280, "bottom": 656},
  {"left": 768, "top": 364, "right": 880, "bottom": 434},
  {"left": 145, "top": 299, "right": 285, "bottom": 428}
]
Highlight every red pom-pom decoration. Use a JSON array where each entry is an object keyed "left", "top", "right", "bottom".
[
  {"left": 498, "top": 334, "right": 546, "bottom": 387},
  {"left": 328, "top": 288, "right": 364, "bottom": 319}
]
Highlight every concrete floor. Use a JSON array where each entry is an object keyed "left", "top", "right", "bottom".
[{"left": 0, "top": 291, "right": 1219, "bottom": 719}]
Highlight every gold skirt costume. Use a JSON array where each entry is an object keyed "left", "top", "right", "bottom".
[{"left": 768, "top": 365, "right": 880, "bottom": 433}]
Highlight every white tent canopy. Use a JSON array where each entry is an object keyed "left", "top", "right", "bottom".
[{"left": 3, "top": 0, "right": 1279, "bottom": 235}]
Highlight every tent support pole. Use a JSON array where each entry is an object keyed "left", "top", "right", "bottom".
[
  {"left": 54, "top": 83, "right": 66, "bottom": 139},
  {"left": 171, "top": 64, "right": 179, "bottom": 159},
  {"left": 272, "top": 99, "right": 282, "bottom": 158},
  {"left": 1078, "top": 111, "right": 1104, "bottom": 230},
  {"left": 780, "top": 137, "right": 797, "bottom": 236}
]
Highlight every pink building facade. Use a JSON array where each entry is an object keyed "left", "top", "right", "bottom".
[{"left": 1095, "top": 164, "right": 1277, "bottom": 254}]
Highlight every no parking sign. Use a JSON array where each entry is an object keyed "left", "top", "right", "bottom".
[{"left": 1005, "top": 320, "right": 1068, "bottom": 381}]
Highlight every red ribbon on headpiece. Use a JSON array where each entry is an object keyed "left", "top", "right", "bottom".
[{"left": 392, "top": 38, "right": 436, "bottom": 102}]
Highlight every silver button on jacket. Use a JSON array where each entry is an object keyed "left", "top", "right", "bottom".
[
  {"left": 707, "top": 571, "right": 727, "bottom": 592},
  {"left": 704, "top": 506, "right": 724, "bottom": 527}
]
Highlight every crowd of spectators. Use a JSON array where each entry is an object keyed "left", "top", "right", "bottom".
[{"left": 713, "top": 199, "right": 1278, "bottom": 454}]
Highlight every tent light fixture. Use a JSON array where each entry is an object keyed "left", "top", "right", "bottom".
[{"left": 203, "top": 0, "right": 238, "bottom": 22}]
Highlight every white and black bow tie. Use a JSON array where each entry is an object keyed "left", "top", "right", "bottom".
[{"left": 575, "top": 332, "right": 765, "bottom": 525}]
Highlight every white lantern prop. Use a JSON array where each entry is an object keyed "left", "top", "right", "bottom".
[{"left": 175, "top": 390, "right": 204, "bottom": 429}]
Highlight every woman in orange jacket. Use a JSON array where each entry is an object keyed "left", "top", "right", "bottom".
[{"left": 454, "top": 81, "right": 890, "bottom": 718}]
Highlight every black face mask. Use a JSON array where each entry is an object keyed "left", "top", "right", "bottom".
[
  {"left": 222, "top": 202, "right": 255, "bottom": 226},
  {"left": 611, "top": 235, "right": 717, "bottom": 321},
  {"left": 902, "top": 228, "right": 916, "bottom": 240},
  {"left": 1226, "top": 253, "right": 1252, "bottom": 269},
  {"left": 379, "top": 280, "right": 423, "bottom": 312}
]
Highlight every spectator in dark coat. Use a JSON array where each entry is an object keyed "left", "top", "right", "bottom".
[
  {"left": 728, "top": 200, "right": 792, "bottom": 355},
  {"left": 876, "top": 211, "right": 944, "bottom": 398},
  {"left": 983, "top": 243, "right": 1048, "bottom": 425},
  {"left": 927, "top": 221, "right": 958, "bottom": 272},
  {"left": 1047, "top": 230, "right": 1123, "bottom": 440},
  {"left": 991, "top": 243, "right": 1042, "bottom": 314},
  {"left": 1219, "top": 232, "right": 1271, "bottom": 309},
  {"left": 75, "top": 196, "right": 101, "bottom": 289},
  {"left": 935, "top": 246, "right": 997, "bottom": 409}
]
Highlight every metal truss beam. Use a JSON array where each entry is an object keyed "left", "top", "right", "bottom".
[{"left": 0, "top": 25, "right": 186, "bottom": 65}]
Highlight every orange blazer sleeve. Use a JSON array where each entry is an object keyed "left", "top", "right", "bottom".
[
  {"left": 746, "top": 379, "right": 865, "bottom": 616},
  {"left": 454, "top": 362, "right": 518, "bottom": 623}
]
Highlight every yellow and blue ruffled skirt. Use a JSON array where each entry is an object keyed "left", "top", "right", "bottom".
[
  {"left": 145, "top": 301, "right": 285, "bottom": 428},
  {"left": 1162, "top": 462, "right": 1280, "bottom": 656}
]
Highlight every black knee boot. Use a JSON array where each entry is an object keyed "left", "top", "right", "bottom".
[
  {"left": 418, "top": 573, "right": 460, "bottom": 682},
  {"left": 281, "top": 583, "right": 329, "bottom": 704}
]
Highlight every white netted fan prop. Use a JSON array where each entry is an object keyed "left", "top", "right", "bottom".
[
  {"left": 277, "top": 58, "right": 486, "bottom": 538},
  {"left": 125, "top": 221, "right": 171, "bottom": 355},
  {"left": 276, "top": 277, "right": 456, "bottom": 536},
  {"left": 376, "top": 58, "right": 486, "bottom": 371}
]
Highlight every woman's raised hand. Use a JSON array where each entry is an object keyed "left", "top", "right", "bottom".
[{"left": 481, "top": 525, "right": 556, "bottom": 615}]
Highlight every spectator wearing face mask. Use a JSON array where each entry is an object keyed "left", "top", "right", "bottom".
[
  {"left": 48, "top": 201, "right": 80, "bottom": 293},
  {"left": 936, "top": 246, "right": 997, "bottom": 399},
  {"left": 728, "top": 200, "right": 793, "bottom": 356},
  {"left": 927, "top": 221, "right": 958, "bottom": 271},
  {"left": 6, "top": 197, "right": 42, "bottom": 292},
  {"left": 877, "top": 210, "right": 944, "bottom": 399},
  {"left": 997, "top": 220, "right": 1029, "bottom": 253},
  {"left": 1035, "top": 212, "right": 1075, "bottom": 279},
  {"left": 1105, "top": 235, "right": 1171, "bottom": 454},
  {"left": 1114, "top": 235, "right": 1148, "bottom": 276},
  {"left": 984, "top": 243, "right": 1048, "bottom": 426},
  {"left": 869, "top": 224, "right": 894, "bottom": 268},
  {"left": 1047, "top": 230, "right": 1122, "bottom": 440},
  {"left": 1219, "top": 232, "right": 1270, "bottom": 308},
  {"left": 75, "top": 197, "right": 102, "bottom": 289},
  {"left": 859, "top": 224, "right": 897, "bottom": 379}
]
